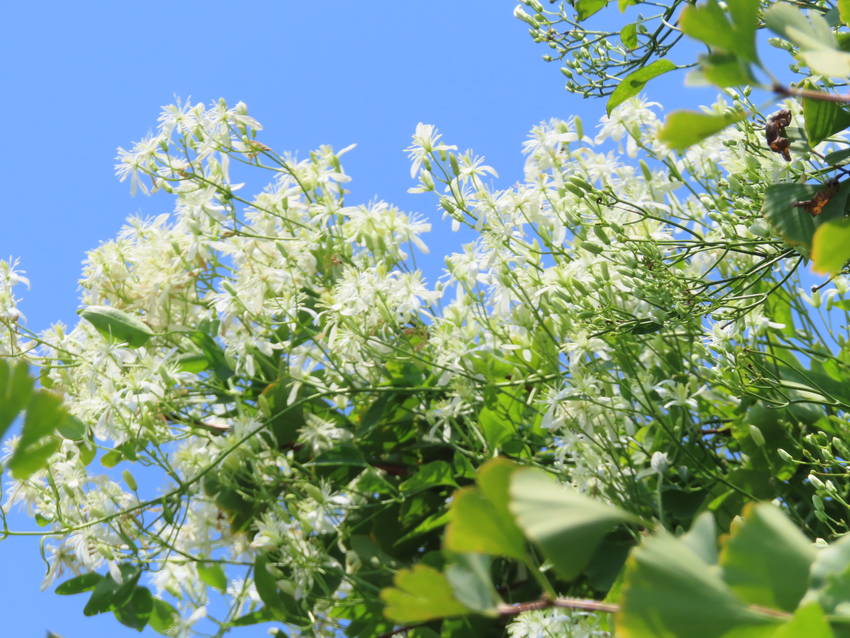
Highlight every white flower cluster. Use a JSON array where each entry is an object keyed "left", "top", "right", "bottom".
[{"left": 1, "top": 96, "right": 816, "bottom": 635}]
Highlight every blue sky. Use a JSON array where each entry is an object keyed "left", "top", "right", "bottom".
[{"left": 0, "top": 2, "right": 733, "bottom": 636}]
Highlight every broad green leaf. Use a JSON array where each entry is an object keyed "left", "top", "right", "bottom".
[
  {"left": 253, "top": 554, "right": 305, "bottom": 622},
  {"left": 231, "top": 607, "right": 275, "bottom": 627},
  {"left": 680, "top": 0, "right": 759, "bottom": 63},
  {"left": 510, "top": 468, "right": 638, "bottom": 581},
  {"left": 575, "top": 0, "right": 610, "bottom": 21},
  {"left": 619, "top": 23, "right": 638, "bottom": 50},
  {"left": 698, "top": 52, "right": 756, "bottom": 87},
  {"left": 399, "top": 460, "right": 459, "bottom": 495},
  {"left": 800, "top": 49, "right": 850, "bottom": 77},
  {"left": 197, "top": 562, "right": 227, "bottom": 593},
  {"left": 680, "top": 512, "right": 718, "bottom": 565},
  {"left": 254, "top": 554, "right": 281, "bottom": 612},
  {"left": 55, "top": 572, "right": 103, "bottom": 595},
  {"left": 825, "top": 148, "right": 850, "bottom": 164},
  {"left": 841, "top": 0, "right": 850, "bottom": 27},
  {"left": 804, "top": 533, "right": 850, "bottom": 618},
  {"left": 764, "top": 3, "right": 850, "bottom": 76},
  {"left": 657, "top": 110, "right": 747, "bottom": 152},
  {"left": 177, "top": 351, "right": 210, "bottom": 373},
  {"left": 380, "top": 565, "right": 470, "bottom": 623},
  {"left": 56, "top": 413, "right": 86, "bottom": 441},
  {"left": 0, "top": 359, "right": 33, "bottom": 439},
  {"left": 189, "top": 331, "right": 233, "bottom": 382},
  {"left": 149, "top": 598, "right": 180, "bottom": 635},
  {"left": 114, "top": 586, "right": 154, "bottom": 631},
  {"left": 444, "top": 553, "right": 501, "bottom": 615},
  {"left": 607, "top": 60, "right": 677, "bottom": 115},
  {"left": 8, "top": 389, "right": 64, "bottom": 480},
  {"left": 477, "top": 392, "right": 522, "bottom": 451},
  {"left": 765, "top": 3, "right": 834, "bottom": 46},
  {"left": 84, "top": 575, "right": 120, "bottom": 616},
  {"left": 395, "top": 509, "right": 451, "bottom": 545},
  {"left": 476, "top": 458, "right": 526, "bottom": 546},
  {"left": 617, "top": 530, "right": 781, "bottom": 637},
  {"left": 804, "top": 98, "right": 850, "bottom": 146},
  {"left": 445, "top": 487, "right": 528, "bottom": 561},
  {"left": 79, "top": 305, "right": 153, "bottom": 347},
  {"left": 772, "top": 602, "right": 835, "bottom": 638},
  {"left": 813, "top": 218, "right": 850, "bottom": 275},
  {"left": 101, "top": 448, "right": 123, "bottom": 468},
  {"left": 761, "top": 181, "right": 850, "bottom": 251},
  {"left": 720, "top": 504, "right": 815, "bottom": 611}
]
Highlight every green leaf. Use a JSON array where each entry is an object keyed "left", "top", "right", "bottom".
[
  {"left": 55, "top": 572, "right": 104, "bottom": 595},
  {"left": 445, "top": 487, "right": 528, "bottom": 561},
  {"left": 477, "top": 392, "right": 522, "bottom": 451},
  {"left": 607, "top": 59, "right": 677, "bottom": 116},
  {"left": 510, "top": 468, "right": 637, "bottom": 581},
  {"left": 805, "top": 533, "right": 850, "bottom": 618},
  {"left": 680, "top": 512, "right": 718, "bottom": 565},
  {"left": 79, "top": 305, "right": 154, "bottom": 347},
  {"left": 56, "top": 413, "right": 86, "bottom": 441},
  {"left": 399, "top": 461, "right": 459, "bottom": 495},
  {"left": 764, "top": 3, "right": 850, "bottom": 76},
  {"left": 698, "top": 52, "right": 756, "bottom": 87},
  {"left": 0, "top": 359, "right": 33, "bottom": 440},
  {"left": 84, "top": 575, "right": 120, "bottom": 616},
  {"left": 825, "top": 148, "right": 850, "bottom": 164},
  {"left": 762, "top": 181, "right": 850, "bottom": 251},
  {"left": 253, "top": 554, "right": 305, "bottom": 622},
  {"left": 840, "top": 0, "right": 850, "bottom": 27},
  {"left": 680, "top": 0, "right": 760, "bottom": 63},
  {"left": 231, "top": 607, "right": 275, "bottom": 627},
  {"left": 114, "top": 586, "right": 154, "bottom": 631},
  {"left": 177, "top": 351, "right": 210, "bottom": 373},
  {"left": 189, "top": 331, "right": 233, "bottom": 382},
  {"left": 772, "top": 602, "right": 835, "bottom": 638},
  {"left": 804, "top": 98, "right": 850, "bottom": 146},
  {"left": 254, "top": 554, "right": 281, "bottom": 611},
  {"left": 101, "top": 448, "right": 123, "bottom": 468},
  {"left": 618, "top": 529, "right": 781, "bottom": 637},
  {"left": 444, "top": 553, "right": 501, "bottom": 615},
  {"left": 720, "top": 504, "right": 815, "bottom": 611},
  {"left": 380, "top": 565, "right": 470, "bottom": 623},
  {"left": 575, "top": 0, "right": 610, "bottom": 21},
  {"left": 476, "top": 458, "right": 526, "bottom": 542},
  {"left": 149, "top": 598, "right": 180, "bottom": 635},
  {"left": 619, "top": 23, "right": 638, "bottom": 50},
  {"left": 8, "top": 390, "right": 64, "bottom": 480},
  {"left": 197, "top": 562, "right": 227, "bottom": 593},
  {"left": 657, "top": 110, "right": 747, "bottom": 152},
  {"left": 813, "top": 218, "right": 850, "bottom": 275}
]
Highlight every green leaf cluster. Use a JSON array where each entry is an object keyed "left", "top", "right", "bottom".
[
  {"left": 383, "top": 459, "right": 850, "bottom": 638},
  {"left": 0, "top": 359, "right": 79, "bottom": 479}
]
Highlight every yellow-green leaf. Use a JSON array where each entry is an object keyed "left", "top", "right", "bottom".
[
  {"left": 510, "top": 468, "right": 638, "bottom": 581},
  {"left": 657, "top": 110, "right": 747, "bottom": 152},
  {"left": 381, "top": 565, "right": 470, "bottom": 623},
  {"left": 813, "top": 218, "right": 850, "bottom": 275},
  {"left": 607, "top": 59, "right": 677, "bottom": 115}
]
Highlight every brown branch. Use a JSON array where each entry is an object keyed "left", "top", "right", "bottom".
[
  {"left": 773, "top": 83, "right": 850, "bottom": 104},
  {"left": 377, "top": 623, "right": 422, "bottom": 638},
  {"left": 498, "top": 596, "right": 620, "bottom": 615}
]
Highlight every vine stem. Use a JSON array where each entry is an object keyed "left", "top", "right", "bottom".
[{"left": 773, "top": 83, "right": 850, "bottom": 104}]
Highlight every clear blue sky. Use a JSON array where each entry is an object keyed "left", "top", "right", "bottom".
[{"left": 1, "top": 2, "right": 717, "bottom": 636}]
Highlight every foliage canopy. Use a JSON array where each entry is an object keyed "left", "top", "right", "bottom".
[{"left": 5, "top": 1, "right": 850, "bottom": 636}]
